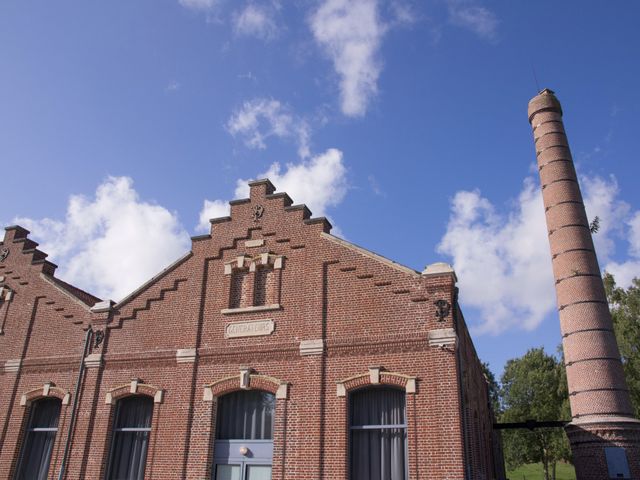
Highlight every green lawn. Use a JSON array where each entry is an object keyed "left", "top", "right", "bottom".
[{"left": 507, "top": 462, "right": 576, "bottom": 480}]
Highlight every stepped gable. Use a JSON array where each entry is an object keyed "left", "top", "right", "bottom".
[
  {"left": 197, "top": 178, "right": 421, "bottom": 280},
  {"left": 201, "top": 178, "right": 332, "bottom": 239},
  {"left": 1, "top": 225, "right": 101, "bottom": 309},
  {"left": 1, "top": 226, "right": 58, "bottom": 276}
]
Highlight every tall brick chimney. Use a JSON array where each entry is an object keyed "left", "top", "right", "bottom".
[{"left": 528, "top": 89, "right": 640, "bottom": 479}]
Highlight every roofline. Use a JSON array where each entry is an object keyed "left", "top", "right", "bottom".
[
  {"left": 114, "top": 251, "right": 194, "bottom": 308},
  {"left": 320, "top": 232, "right": 421, "bottom": 278},
  {"left": 39, "top": 274, "right": 94, "bottom": 312}
]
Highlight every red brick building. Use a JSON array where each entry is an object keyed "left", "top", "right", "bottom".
[{"left": 0, "top": 179, "right": 502, "bottom": 479}]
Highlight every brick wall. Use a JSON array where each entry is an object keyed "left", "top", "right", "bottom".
[{"left": 0, "top": 180, "right": 503, "bottom": 479}]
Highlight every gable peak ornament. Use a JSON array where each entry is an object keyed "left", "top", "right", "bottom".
[
  {"left": 252, "top": 205, "right": 264, "bottom": 222},
  {"left": 434, "top": 299, "right": 451, "bottom": 322},
  {"left": 0, "top": 248, "right": 9, "bottom": 262}
]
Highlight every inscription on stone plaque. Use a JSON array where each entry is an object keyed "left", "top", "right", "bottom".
[{"left": 225, "top": 319, "right": 274, "bottom": 338}]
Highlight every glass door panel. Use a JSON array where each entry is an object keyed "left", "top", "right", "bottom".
[
  {"left": 215, "top": 464, "right": 241, "bottom": 480},
  {"left": 245, "top": 465, "right": 272, "bottom": 480}
]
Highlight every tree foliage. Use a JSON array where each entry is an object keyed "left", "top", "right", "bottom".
[
  {"left": 499, "top": 348, "right": 570, "bottom": 480},
  {"left": 482, "top": 361, "right": 501, "bottom": 415},
  {"left": 605, "top": 273, "right": 640, "bottom": 416},
  {"left": 489, "top": 273, "right": 640, "bottom": 478}
]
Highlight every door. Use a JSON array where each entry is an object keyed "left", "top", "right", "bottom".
[{"left": 213, "top": 390, "right": 275, "bottom": 480}]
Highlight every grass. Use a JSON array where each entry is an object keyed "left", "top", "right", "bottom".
[{"left": 507, "top": 462, "right": 576, "bottom": 480}]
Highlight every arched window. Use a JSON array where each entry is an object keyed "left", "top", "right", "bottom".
[
  {"left": 350, "top": 387, "right": 407, "bottom": 480},
  {"left": 106, "top": 396, "right": 153, "bottom": 480},
  {"left": 15, "top": 397, "right": 61, "bottom": 480},
  {"left": 213, "top": 390, "right": 275, "bottom": 480}
]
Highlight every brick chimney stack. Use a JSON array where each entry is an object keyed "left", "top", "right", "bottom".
[{"left": 528, "top": 89, "right": 640, "bottom": 479}]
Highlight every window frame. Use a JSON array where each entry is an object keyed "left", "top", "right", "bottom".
[
  {"left": 212, "top": 389, "right": 276, "bottom": 480},
  {"left": 14, "top": 397, "right": 62, "bottom": 480},
  {"left": 348, "top": 386, "right": 409, "bottom": 480},
  {"left": 104, "top": 395, "right": 154, "bottom": 480}
]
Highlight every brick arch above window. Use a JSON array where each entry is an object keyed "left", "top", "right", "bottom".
[
  {"left": 336, "top": 367, "right": 417, "bottom": 397},
  {"left": 20, "top": 382, "right": 70, "bottom": 406},
  {"left": 203, "top": 371, "right": 288, "bottom": 401},
  {"left": 105, "top": 379, "right": 164, "bottom": 405}
]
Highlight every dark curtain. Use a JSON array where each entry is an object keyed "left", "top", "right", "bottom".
[
  {"left": 216, "top": 390, "right": 275, "bottom": 440},
  {"left": 107, "top": 396, "right": 153, "bottom": 480},
  {"left": 350, "top": 388, "right": 407, "bottom": 480},
  {"left": 16, "top": 398, "right": 61, "bottom": 480}
]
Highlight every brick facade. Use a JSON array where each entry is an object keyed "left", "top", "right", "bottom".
[{"left": 0, "top": 179, "right": 502, "bottom": 479}]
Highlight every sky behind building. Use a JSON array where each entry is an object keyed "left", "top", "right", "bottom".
[{"left": 2, "top": 0, "right": 639, "bottom": 376}]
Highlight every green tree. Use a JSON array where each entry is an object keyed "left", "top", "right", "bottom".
[
  {"left": 604, "top": 273, "right": 640, "bottom": 416},
  {"left": 500, "top": 348, "right": 570, "bottom": 480}
]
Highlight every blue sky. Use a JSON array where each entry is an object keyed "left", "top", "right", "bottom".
[{"left": 2, "top": 0, "right": 639, "bottom": 377}]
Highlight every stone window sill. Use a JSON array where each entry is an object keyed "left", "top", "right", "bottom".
[{"left": 221, "top": 304, "right": 282, "bottom": 315}]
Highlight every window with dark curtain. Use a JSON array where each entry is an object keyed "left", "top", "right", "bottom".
[
  {"left": 216, "top": 390, "right": 275, "bottom": 440},
  {"left": 15, "top": 397, "right": 61, "bottom": 480},
  {"left": 106, "top": 396, "right": 153, "bottom": 480},
  {"left": 350, "top": 387, "right": 407, "bottom": 480}
]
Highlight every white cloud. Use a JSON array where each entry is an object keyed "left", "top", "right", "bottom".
[
  {"left": 310, "top": 0, "right": 386, "bottom": 117},
  {"left": 178, "top": 0, "right": 220, "bottom": 11},
  {"left": 165, "top": 80, "right": 181, "bottom": 92},
  {"left": 437, "top": 174, "right": 635, "bottom": 335},
  {"left": 14, "top": 177, "right": 190, "bottom": 302},
  {"left": 581, "top": 175, "right": 630, "bottom": 261},
  {"left": 605, "top": 211, "right": 640, "bottom": 288},
  {"left": 233, "top": 3, "right": 279, "bottom": 40},
  {"left": 446, "top": 0, "right": 498, "bottom": 40},
  {"left": 628, "top": 213, "right": 640, "bottom": 257},
  {"left": 438, "top": 178, "right": 553, "bottom": 334},
  {"left": 197, "top": 199, "right": 230, "bottom": 233},
  {"left": 197, "top": 148, "right": 347, "bottom": 232},
  {"left": 227, "top": 98, "right": 311, "bottom": 159},
  {"left": 388, "top": 0, "right": 417, "bottom": 27}
]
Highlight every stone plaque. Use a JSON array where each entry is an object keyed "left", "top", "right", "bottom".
[{"left": 225, "top": 319, "right": 274, "bottom": 338}]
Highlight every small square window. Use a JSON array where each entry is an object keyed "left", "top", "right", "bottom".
[{"left": 605, "top": 447, "right": 631, "bottom": 479}]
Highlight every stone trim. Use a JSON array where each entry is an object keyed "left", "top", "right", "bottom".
[
  {"left": 0, "top": 285, "right": 14, "bottom": 303},
  {"left": 299, "top": 339, "right": 324, "bottom": 356},
  {"left": 336, "top": 370, "right": 417, "bottom": 397},
  {"left": 90, "top": 300, "right": 115, "bottom": 313},
  {"left": 20, "top": 382, "right": 71, "bottom": 406},
  {"left": 368, "top": 366, "right": 381, "bottom": 384},
  {"left": 4, "top": 359, "right": 22, "bottom": 373},
  {"left": 203, "top": 372, "right": 288, "bottom": 401},
  {"left": 84, "top": 353, "right": 103, "bottom": 368},
  {"left": 244, "top": 239, "right": 265, "bottom": 248},
  {"left": 225, "top": 319, "right": 275, "bottom": 338},
  {"left": 223, "top": 254, "right": 284, "bottom": 275},
  {"left": 428, "top": 328, "right": 458, "bottom": 348},
  {"left": 105, "top": 379, "right": 164, "bottom": 405},
  {"left": 176, "top": 348, "right": 197, "bottom": 364},
  {"left": 221, "top": 304, "right": 281, "bottom": 315},
  {"left": 421, "top": 262, "right": 458, "bottom": 282}
]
